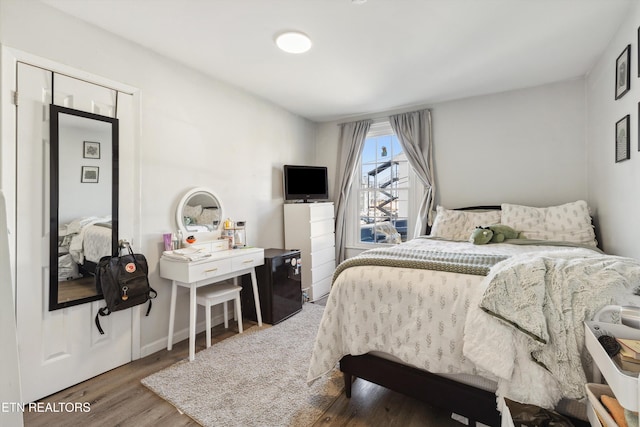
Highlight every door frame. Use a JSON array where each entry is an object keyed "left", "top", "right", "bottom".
[{"left": 0, "top": 45, "right": 143, "bottom": 359}]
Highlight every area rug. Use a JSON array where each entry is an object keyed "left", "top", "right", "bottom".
[{"left": 141, "top": 303, "right": 343, "bottom": 427}]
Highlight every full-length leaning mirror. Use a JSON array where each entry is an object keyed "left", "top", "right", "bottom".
[
  {"left": 49, "top": 105, "right": 119, "bottom": 311},
  {"left": 176, "top": 188, "right": 223, "bottom": 235}
]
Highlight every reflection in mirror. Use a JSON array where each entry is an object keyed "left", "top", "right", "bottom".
[
  {"left": 49, "top": 105, "right": 119, "bottom": 311},
  {"left": 176, "top": 188, "right": 223, "bottom": 235}
]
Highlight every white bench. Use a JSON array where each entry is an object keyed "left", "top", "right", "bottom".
[{"left": 196, "top": 283, "right": 243, "bottom": 348}]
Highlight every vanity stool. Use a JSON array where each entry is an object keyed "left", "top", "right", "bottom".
[{"left": 196, "top": 283, "right": 243, "bottom": 348}]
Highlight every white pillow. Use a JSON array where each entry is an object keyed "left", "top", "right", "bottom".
[
  {"left": 430, "top": 206, "right": 501, "bottom": 241},
  {"left": 500, "top": 200, "right": 597, "bottom": 246}
]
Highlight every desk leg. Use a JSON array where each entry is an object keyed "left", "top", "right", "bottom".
[
  {"left": 250, "top": 268, "right": 262, "bottom": 327},
  {"left": 167, "top": 281, "right": 177, "bottom": 351},
  {"left": 189, "top": 284, "right": 197, "bottom": 361}
]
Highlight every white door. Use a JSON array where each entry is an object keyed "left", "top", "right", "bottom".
[{"left": 15, "top": 62, "right": 133, "bottom": 402}]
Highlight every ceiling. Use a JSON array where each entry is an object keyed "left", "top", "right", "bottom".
[{"left": 42, "top": 0, "right": 634, "bottom": 122}]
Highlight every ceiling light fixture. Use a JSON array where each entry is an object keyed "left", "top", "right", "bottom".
[{"left": 275, "top": 31, "right": 312, "bottom": 54}]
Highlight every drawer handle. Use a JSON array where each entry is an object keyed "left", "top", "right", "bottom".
[
  {"left": 204, "top": 268, "right": 218, "bottom": 273},
  {"left": 242, "top": 260, "right": 253, "bottom": 264}
]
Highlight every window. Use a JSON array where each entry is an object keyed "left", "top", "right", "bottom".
[{"left": 353, "top": 121, "right": 415, "bottom": 245}]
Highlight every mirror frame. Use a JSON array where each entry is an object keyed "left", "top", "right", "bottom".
[
  {"left": 176, "top": 187, "right": 223, "bottom": 236},
  {"left": 49, "top": 105, "right": 119, "bottom": 311}
]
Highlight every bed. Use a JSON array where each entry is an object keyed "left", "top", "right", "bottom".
[
  {"left": 307, "top": 201, "right": 640, "bottom": 426},
  {"left": 58, "top": 216, "right": 113, "bottom": 280}
]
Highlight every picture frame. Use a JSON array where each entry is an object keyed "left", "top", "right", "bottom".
[
  {"left": 83, "top": 141, "right": 100, "bottom": 159},
  {"left": 615, "top": 44, "right": 631, "bottom": 100},
  {"left": 81, "top": 166, "right": 99, "bottom": 183},
  {"left": 616, "top": 115, "right": 630, "bottom": 163}
]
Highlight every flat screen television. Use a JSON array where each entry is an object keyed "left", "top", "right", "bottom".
[{"left": 283, "top": 165, "right": 329, "bottom": 202}]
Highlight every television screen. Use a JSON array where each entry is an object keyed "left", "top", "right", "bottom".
[{"left": 283, "top": 165, "right": 328, "bottom": 201}]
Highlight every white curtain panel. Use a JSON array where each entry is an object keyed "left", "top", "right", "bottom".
[
  {"left": 334, "top": 120, "right": 371, "bottom": 263},
  {"left": 389, "top": 109, "right": 435, "bottom": 238}
]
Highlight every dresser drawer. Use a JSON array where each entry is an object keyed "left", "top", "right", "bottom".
[
  {"left": 310, "top": 218, "right": 334, "bottom": 237},
  {"left": 311, "top": 246, "right": 335, "bottom": 266},
  {"left": 310, "top": 233, "right": 335, "bottom": 252},
  {"left": 311, "top": 260, "right": 336, "bottom": 282},
  {"left": 313, "top": 275, "right": 332, "bottom": 300},
  {"left": 231, "top": 250, "right": 264, "bottom": 270},
  {"left": 160, "top": 258, "right": 231, "bottom": 283},
  {"left": 309, "top": 203, "right": 334, "bottom": 221}
]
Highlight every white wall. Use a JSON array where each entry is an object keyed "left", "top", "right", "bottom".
[
  {"left": 58, "top": 118, "right": 112, "bottom": 223},
  {"left": 433, "top": 79, "right": 587, "bottom": 208},
  {"left": 0, "top": 0, "right": 316, "bottom": 354},
  {"left": 586, "top": 2, "right": 640, "bottom": 258},
  {"left": 317, "top": 78, "right": 588, "bottom": 210}
]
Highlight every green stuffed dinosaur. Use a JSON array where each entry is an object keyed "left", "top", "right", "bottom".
[{"left": 469, "top": 224, "right": 523, "bottom": 244}]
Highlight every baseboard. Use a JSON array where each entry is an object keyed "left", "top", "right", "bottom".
[
  {"left": 310, "top": 292, "right": 329, "bottom": 303},
  {"left": 140, "top": 312, "right": 228, "bottom": 358}
]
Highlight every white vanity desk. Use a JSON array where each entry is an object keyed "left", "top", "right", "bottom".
[{"left": 160, "top": 240, "right": 264, "bottom": 361}]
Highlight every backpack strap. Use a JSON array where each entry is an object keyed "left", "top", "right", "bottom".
[
  {"left": 145, "top": 287, "right": 158, "bottom": 317},
  {"left": 95, "top": 307, "right": 111, "bottom": 335},
  {"left": 95, "top": 286, "right": 157, "bottom": 334}
]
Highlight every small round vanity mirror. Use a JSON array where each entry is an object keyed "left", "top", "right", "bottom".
[{"left": 176, "top": 187, "right": 223, "bottom": 234}]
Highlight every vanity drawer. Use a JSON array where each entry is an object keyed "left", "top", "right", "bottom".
[
  {"left": 231, "top": 250, "right": 264, "bottom": 271},
  {"left": 191, "top": 259, "right": 232, "bottom": 281},
  {"left": 160, "top": 258, "right": 231, "bottom": 283}
]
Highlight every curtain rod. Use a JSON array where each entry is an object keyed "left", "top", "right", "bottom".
[{"left": 335, "top": 107, "right": 430, "bottom": 126}]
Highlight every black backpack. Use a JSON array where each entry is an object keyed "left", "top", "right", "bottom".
[{"left": 94, "top": 244, "right": 157, "bottom": 334}]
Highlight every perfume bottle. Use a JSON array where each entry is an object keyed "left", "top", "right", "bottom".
[
  {"left": 234, "top": 221, "right": 246, "bottom": 247},
  {"left": 176, "top": 230, "right": 183, "bottom": 249}
]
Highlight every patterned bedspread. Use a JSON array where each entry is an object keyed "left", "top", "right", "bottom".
[
  {"left": 307, "top": 238, "right": 640, "bottom": 409},
  {"left": 60, "top": 216, "right": 112, "bottom": 264}
]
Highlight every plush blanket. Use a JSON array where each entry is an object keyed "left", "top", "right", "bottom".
[{"left": 464, "top": 249, "right": 640, "bottom": 408}]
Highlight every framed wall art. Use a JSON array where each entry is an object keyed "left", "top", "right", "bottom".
[
  {"left": 616, "top": 115, "right": 630, "bottom": 163},
  {"left": 83, "top": 141, "right": 100, "bottom": 159},
  {"left": 81, "top": 166, "right": 99, "bottom": 183},
  {"left": 616, "top": 44, "right": 631, "bottom": 100}
]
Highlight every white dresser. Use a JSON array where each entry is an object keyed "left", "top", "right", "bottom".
[{"left": 284, "top": 202, "right": 335, "bottom": 300}]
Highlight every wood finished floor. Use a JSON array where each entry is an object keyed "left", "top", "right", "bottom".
[
  {"left": 57, "top": 276, "right": 99, "bottom": 303},
  {"left": 23, "top": 305, "right": 461, "bottom": 427}
]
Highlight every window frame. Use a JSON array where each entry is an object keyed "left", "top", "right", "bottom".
[{"left": 345, "top": 120, "right": 421, "bottom": 251}]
